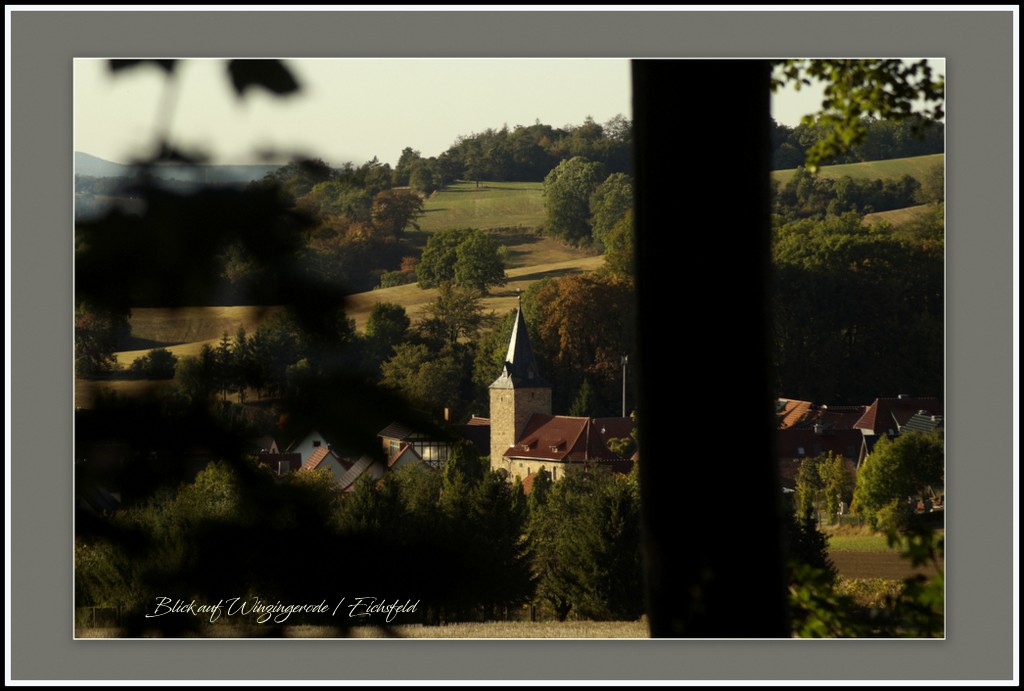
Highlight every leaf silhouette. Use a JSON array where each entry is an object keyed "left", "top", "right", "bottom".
[
  {"left": 108, "top": 59, "right": 177, "bottom": 75},
  {"left": 227, "top": 59, "right": 300, "bottom": 98}
]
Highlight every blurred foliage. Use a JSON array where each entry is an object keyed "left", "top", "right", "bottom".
[{"left": 771, "top": 59, "right": 944, "bottom": 171}]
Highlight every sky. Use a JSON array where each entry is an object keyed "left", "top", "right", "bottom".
[
  {"left": 74, "top": 57, "right": 944, "bottom": 168},
  {"left": 74, "top": 58, "right": 635, "bottom": 168}
]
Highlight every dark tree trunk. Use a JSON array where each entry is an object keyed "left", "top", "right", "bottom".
[{"left": 632, "top": 60, "right": 788, "bottom": 637}]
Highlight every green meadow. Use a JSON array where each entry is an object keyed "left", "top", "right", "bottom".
[{"left": 772, "top": 153, "right": 944, "bottom": 186}]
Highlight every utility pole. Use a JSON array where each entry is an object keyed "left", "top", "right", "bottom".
[{"left": 621, "top": 354, "right": 628, "bottom": 417}]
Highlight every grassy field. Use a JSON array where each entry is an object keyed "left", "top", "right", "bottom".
[
  {"left": 102, "top": 180, "right": 593, "bottom": 371},
  {"left": 827, "top": 534, "right": 895, "bottom": 553},
  {"left": 76, "top": 619, "right": 649, "bottom": 639},
  {"left": 114, "top": 254, "right": 603, "bottom": 353},
  {"left": 348, "top": 254, "right": 605, "bottom": 329},
  {"left": 111, "top": 305, "right": 287, "bottom": 368},
  {"left": 772, "top": 153, "right": 944, "bottom": 186},
  {"left": 127, "top": 305, "right": 284, "bottom": 345},
  {"left": 417, "top": 181, "right": 545, "bottom": 232},
  {"left": 76, "top": 253, "right": 606, "bottom": 408},
  {"left": 862, "top": 203, "right": 937, "bottom": 229}
]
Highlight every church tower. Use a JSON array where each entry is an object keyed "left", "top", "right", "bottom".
[{"left": 489, "top": 304, "right": 552, "bottom": 473}]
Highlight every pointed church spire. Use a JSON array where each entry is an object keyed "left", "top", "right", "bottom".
[{"left": 490, "top": 306, "right": 549, "bottom": 389}]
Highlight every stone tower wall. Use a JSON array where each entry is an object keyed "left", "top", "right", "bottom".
[{"left": 489, "top": 386, "right": 552, "bottom": 473}]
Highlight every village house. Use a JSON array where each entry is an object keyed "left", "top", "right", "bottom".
[
  {"left": 852, "top": 395, "right": 943, "bottom": 439},
  {"left": 774, "top": 394, "right": 944, "bottom": 493}
]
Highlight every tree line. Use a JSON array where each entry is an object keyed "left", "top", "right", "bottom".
[
  {"left": 77, "top": 426, "right": 943, "bottom": 636},
  {"left": 771, "top": 115, "right": 944, "bottom": 170},
  {"left": 771, "top": 209, "right": 943, "bottom": 405},
  {"left": 76, "top": 443, "right": 644, "bottom": 631},
  {"left": 772, "top": 163, "right": 941, "bottom": 222}
]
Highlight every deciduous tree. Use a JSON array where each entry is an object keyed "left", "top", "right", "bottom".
[
  {"left": 795, "top": 452, "right": 852, "bottom": 525},
  {"left": 524, "top": 272, "right": 636, "bottom": 415},
  {"left": 370, "top": 188, "right": 424, "bottom": 238},
  {"left": 852, "top": 431, "right": 944, "bottom": 532},
  {"left": 452, "top": 230, "right": 506, "bottom": 292},
  {"left": 380, "top": 342, "right": 463, "bottom": 413},
  {"left": 417, "top": 227, "right": 506, "bottom": 292},
  {"left": 363, "top": 302, "right": 411, "bottom": 370},
  {"left": 419, "top": 282, "right": 494, "bottom": 346},
  {"left": 542, "top": 156, "right": 607, "bottom": 246},
  {"left": 588, "top": 172, "right": 633, "bottom": 250}
]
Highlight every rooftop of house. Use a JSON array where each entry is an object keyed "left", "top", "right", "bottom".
[
  {"left": 377, "top": 421, "right": 418, "bottom": 442},
  {"left": 901, "top": 411, "right": 945, "bottom": 435},
  {"left": 387, "top": 444, "right": 425, "bottom": 470},
  {"left": 504, "top": 413, "right": 634, "bottom": 468},
  {"left": 777, "top": 398, "right": 866, "bottom": 431},
  {"left": 299, "top": 446, "right": 350, "bottom": 474},
  {"left": 777, "top": 398, "right": 814, "bottom": 429},
  {"left": 854, "top": 396, "right": 943, "bottom": 435},
  {"left": 335, "top": 455, "right": 385, "bottom": 492}
]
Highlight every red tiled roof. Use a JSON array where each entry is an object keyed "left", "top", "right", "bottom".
[
  {"left": 466, "top": 416, "right": 490, "bottom": 426},
  {"left": 854, "top": 397, "right": 943, "bottom": 434},
  {"left": 813, "top": 406, "right": 868, "bottom": 430},
  {"left": 299, "top": 446, "right": 330, "bottom": 471},
  {"left": 336, "top": 455, "right": 386, "bottom": 492},
  {"left": 504, "top": 414, "right": 634, "bottom": 467},
  {"left": 786, "top": 405, "right": 868, "bottom": 431},
  {"left": 777, "top": 399, "right": 814, "bottom": 429},
  {"left": 521, "top": 472, "right": 535, "bottom": 495}
]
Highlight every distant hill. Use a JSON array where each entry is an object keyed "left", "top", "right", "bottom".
[
  {"left": 74, "top": 151, "right": 280, "bottom": 185},
  {"left": 772, "top": 153, "right": 944, "bottom": 186}
]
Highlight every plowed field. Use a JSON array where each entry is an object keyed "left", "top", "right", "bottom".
[{"left": 829, "top": 550, "right": 942, "bottom": 580}]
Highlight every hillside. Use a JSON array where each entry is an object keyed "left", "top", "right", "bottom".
[
  {"left": 862, "top": 203, "right": 940, "bottom": 229},
  {"left": 107, "top": 254, "right": 604, "bottom": 367},
  {"left": 74, "top": 151, "right": 279, "bottom": 185},
  {"left": 417, "top": 181, "right": 545, "bottom": 233},
  {"left": 772, "top": 153, "right": 944, "bottom": 186}
]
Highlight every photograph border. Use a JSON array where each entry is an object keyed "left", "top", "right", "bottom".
[{"left": 9, "top": 7, "right": 1017, "bottom": 683}]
